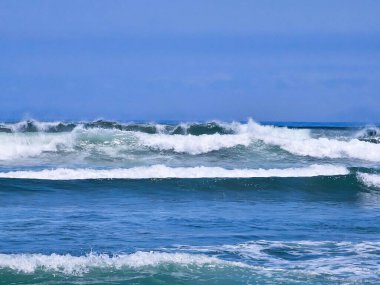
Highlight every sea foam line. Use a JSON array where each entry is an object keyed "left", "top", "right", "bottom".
[
  {"left": 1, "top": 241, "right": 379, "bottom": 278},
  {"left": 0, "top": 164, "right": 349, "bottom": 180},
  {"left": 0, "top": 251, "right": 246, "bottom": 274}
]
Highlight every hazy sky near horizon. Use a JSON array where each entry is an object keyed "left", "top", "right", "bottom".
[{"left": 1, "top": 0, "right": 380, "bottom": 122}]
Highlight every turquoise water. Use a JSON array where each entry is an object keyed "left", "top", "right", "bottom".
[{"left": 0, "top": 119, "right": 379, "bottom": 284}]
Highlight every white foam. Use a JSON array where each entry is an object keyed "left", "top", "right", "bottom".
[
  {"left": 135, "top": 120, "right": 310, "bottom": 155},
  {"left": 0, "top": 251, "right": 243, "bottom": 274},
  {"left": 0, "top": 127, "right": 133, "bottom": 161},
  {"left": 2, "top": 241, "right": 377, "bottom": 279},
  {"left": 357, "top": 173, "right": 380, "bottom": 188},
  {"left": 2, "top": 119, "right": 380, "bottom": 162},
  {"left": 0, "top": 164, "right": 349, "bottom": 180},
  {"left": 240, "top": 119, "right": 380, "bottom": 162},
  {"left": 0, "top": 133, "right": 74, "bottom": 161},
  {"left": 276, "top": 137, "right": 380, "bottom": 161},
  {"left": 185, "top": 240, "right": 380, "bottom": 280},
  {"left": 136, "top": 133, "right": 252, "bottom": 155},
  {"left": 136, "top": 119, "right": 380, "bottom": 161}
]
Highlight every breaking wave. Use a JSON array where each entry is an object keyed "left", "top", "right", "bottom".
[
  {"left": 136, "top": 133, "right": 251, "bottom": 155},
  {"left": 0, "top": 251, "right": 246, "bottom": 275},
  {"left": 0, "top": 119, "right": 380, "bottom": 161},
  {"left": 357, "top": 173, "right": 380, "bottom": 188},
  {"left": 0, "top": 164, "right": 348, "bottom": 180},
  {"left": 0, "top": 133, "right": 74, "bottom": 161},
  {"left": 1, "top": 240, "right": 378, "bottom": 281},
  {"left": 356, "top": 126, "right": 380, "bottom": 144},
  {"left": 234, "top": 120, "right": 380, "bottom": 162}
]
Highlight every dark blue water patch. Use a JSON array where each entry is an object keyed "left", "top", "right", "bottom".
[
  {"left": 0, "top": 175, "right": 379, "bottom": 255},
  {"left": 0, "top": 172, "right": 369, "bottom": 199}
]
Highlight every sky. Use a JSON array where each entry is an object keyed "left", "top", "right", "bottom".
[{"left": 1, "top": 0, "right": 380, "bottom": 122}]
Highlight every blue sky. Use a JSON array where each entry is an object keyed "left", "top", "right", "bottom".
[{"left": 1, "top": 0, "right": 380, "bottom": 122}]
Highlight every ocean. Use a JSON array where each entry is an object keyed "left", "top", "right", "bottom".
[{"left": 0, "top": 119, "right": 379, "bottom": 284}]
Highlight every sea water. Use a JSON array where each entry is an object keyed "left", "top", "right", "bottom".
[{"left": 0, "top": 119, "right": 379, "bottom": 284}]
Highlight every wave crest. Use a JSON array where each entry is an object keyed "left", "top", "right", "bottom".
[
  {"left": 242, "top": 120, "right": 380, "bottom": 162},
  {"left": 0, "top": 164, "right": 349, "bottom": 180},
  {"left": 1, "top": 119, "right": 380, "bottom": 161},
  {"left": 0, "top": 133, "right": 74, "bottom": 161},
  {"left": 0, "top": 251, "right": 242, "bottom": 275},
  {"left": 136, "top": 133, "right": 251, "bottom": 154},
  {"left": 357, "top": 173, "right": 380, "bottom": 188}
]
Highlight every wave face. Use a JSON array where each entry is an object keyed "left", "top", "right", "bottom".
[{"left": 1, "top": 119, "right": 380, "bottom": 284}]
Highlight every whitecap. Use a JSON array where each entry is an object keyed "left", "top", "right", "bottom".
[
  {"left": 357, "top": 173, "right": 380, "bottom": 188},
  {"left": 0, "top": 251, "right": 246, "bottom": 275},
  {"left": 0, "top": 164, "right": 349, "bottom": 180}
]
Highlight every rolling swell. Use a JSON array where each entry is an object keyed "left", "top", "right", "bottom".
[{"left": 0, "top": 171, "right": 375, "bottom": 194}]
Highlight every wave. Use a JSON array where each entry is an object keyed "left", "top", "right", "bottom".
[
  {"left": 217, "top": 240, "right": 380, "bottom": 280},
  {"left": 356, "top": 126, "right": 380, "bottom": 144},
  {"left": 0, "top": 120, "right": 234, "bottom": 135},
  {"left": 0, "top": 251, "right": 246, "bottom": 275},
  {"left": 138, "top": 119, "right": 380, "bottom": 160},
  {"left": 1, "top": 119, "right": 380, "bottom": 161},
  {"left": 1, "top": 121, "right": 76, "bottom": 133},
  {"left": 0, "top": 165, "right": 348, "bottom": 180},
  {"left": 1, "top": 240, "right": 378, "bottom": 281},
  {"left": 136, "top": 133, "right": 251, "bottom": 155},
  {"left": 357, "top": 173, "right": 380, "bottom": 188},
  {"left": 0, "top": 133, "right": 74, "bottom": 161},
  {"left": 234, "top": 120, "right": 380, "bottom": 162},
  {"left": 127, "top": 120, "right": 380, "bottom": 160}
]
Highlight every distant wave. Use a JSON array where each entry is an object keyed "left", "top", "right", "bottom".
[
  {"left": 137, "top": 120, "right": 380, "bottom": 159},
  {"left": 0, "top": 120, "right": 234, "bottom": 135},
  {"left": 136, "top": 132, "right": 251, "bottom": 155},
  {"left": 0, "top": 165, "right": 349, "bottom": 180},
  {"left": 1, "top": 119, "right": 380, "bottom": 161}
]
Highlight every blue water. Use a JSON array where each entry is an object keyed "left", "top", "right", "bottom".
[{"left": 0, "top": 120, "right": 379, "bottom": 284}]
